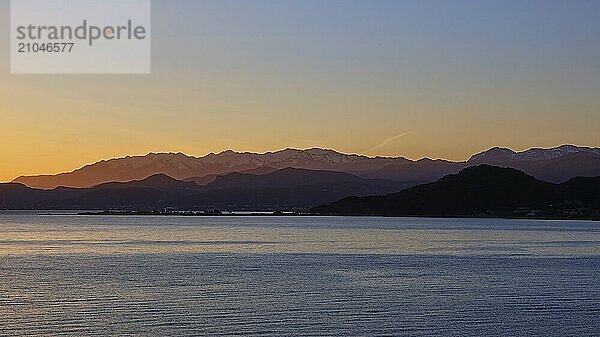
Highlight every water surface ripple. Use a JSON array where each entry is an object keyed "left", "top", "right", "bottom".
[{"left": 0, "top": 213, "right": 598, "bottom": 336}]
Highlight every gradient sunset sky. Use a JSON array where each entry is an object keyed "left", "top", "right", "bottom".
[{"left": 1, "top": 0, "right": 599, "bottom": 181}]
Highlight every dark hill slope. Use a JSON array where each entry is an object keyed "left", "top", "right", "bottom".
[
  {"left": 184, "top": 168, "right": 410, "bottom": 209},
  {"left": 313, "top": 165, "right": 600, "bottom": 219},
  {"left": 0, "top": 169, "right": 408, "bottom": 210}
]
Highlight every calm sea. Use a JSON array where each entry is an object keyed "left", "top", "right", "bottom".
[{"left": 0, "top": 212, "right": 598, "bottom": 336}]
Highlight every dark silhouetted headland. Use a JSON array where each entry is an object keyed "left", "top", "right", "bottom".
[{"left": 312, "top": 165, "right": 600, "bottom": 220}]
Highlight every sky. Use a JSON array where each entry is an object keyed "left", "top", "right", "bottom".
[{"left": 1, "top": 0, "right": 600, "bottom": 181}]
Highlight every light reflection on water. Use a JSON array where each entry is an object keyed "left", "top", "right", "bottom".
[
  {"left": 0, "top": 213, "right": 598, "bottom": 256},
  {"left": 0, "top": 213, "right": 599, "bottom": 336}
]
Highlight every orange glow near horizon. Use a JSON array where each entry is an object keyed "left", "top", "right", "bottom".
[{"left": 1, "top": 1, "right": 599, "bottom": 182}]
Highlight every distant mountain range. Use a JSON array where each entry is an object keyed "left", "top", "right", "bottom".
[
  {"left": 0, "top": 168, "right": 410, "bottom": 210},
  {"left": 3, "top": 164, "right": 598, "bottom": 220},
  {"left": 11, "top": 145, "right": 600, "bottom": 189},
  {"left": 312, "top": 165, "right": 600, "bottom": 220},
  {"left": 467, "top": 145, "right": 600, "bottom": 183}
]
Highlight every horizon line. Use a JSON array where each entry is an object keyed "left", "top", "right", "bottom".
[{"left": 6, "top": 143, "right": 599, "bottom": 182}]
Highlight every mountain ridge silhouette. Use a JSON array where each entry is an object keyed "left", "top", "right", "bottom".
[{"left": 11, "top": 145, "right": 600, "bottom": 189}]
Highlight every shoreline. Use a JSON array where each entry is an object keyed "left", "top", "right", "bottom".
[
  {"left": 75, "top": 210, "right": 600, "bottom": 221},
  {"left": 1, "top": 210, "right": 597, "bottom": 221}
]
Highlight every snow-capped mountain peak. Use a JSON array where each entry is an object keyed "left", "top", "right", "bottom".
[{"left": 469, "top": 145, "right": 600, "bottom": 163}]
